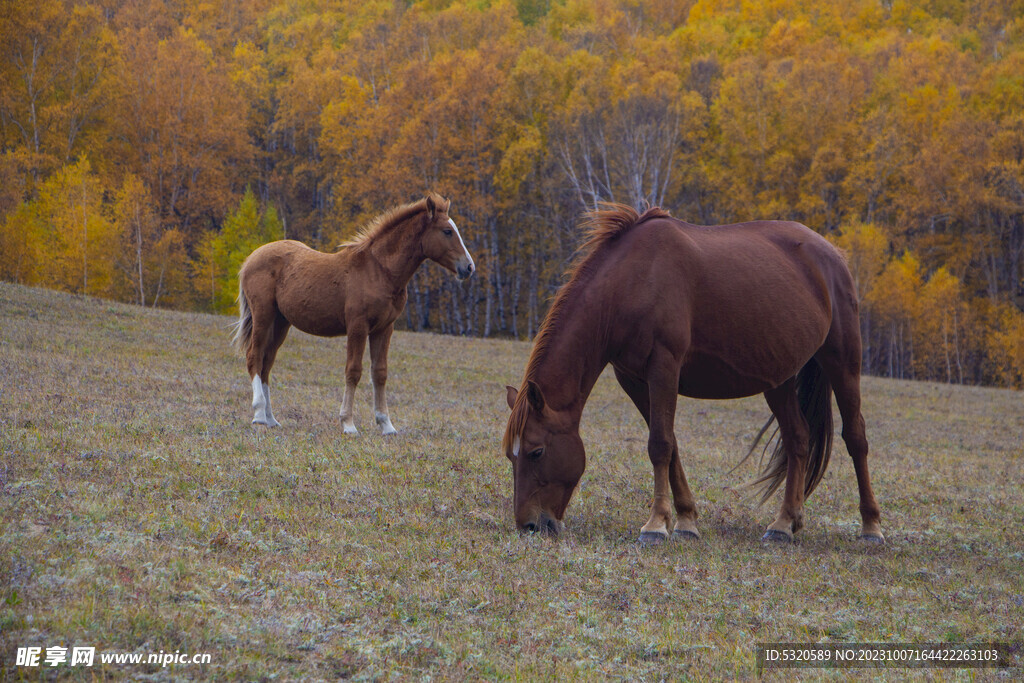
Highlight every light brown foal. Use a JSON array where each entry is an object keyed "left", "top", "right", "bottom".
[{"left": 233, "top": 194, "right": 474, "bottom": 432}]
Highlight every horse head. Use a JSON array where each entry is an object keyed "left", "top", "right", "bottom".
[
  {"left": 503, "top": 382, "right": 585, "bottom": 535},
  {"left": 420, "top": 194, "right": 475, "bottom": 279}
]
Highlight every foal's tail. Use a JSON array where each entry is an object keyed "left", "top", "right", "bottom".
[
  {"left": 231, "top": 286, "right": 253, "bottom": 354},
  {"left": 738, "top": 358, "right": 834, "bottom": 506}
]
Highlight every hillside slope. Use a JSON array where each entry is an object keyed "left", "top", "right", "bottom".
[{"left": 1, "top": 282, "right": 1021, "bottom": 678}]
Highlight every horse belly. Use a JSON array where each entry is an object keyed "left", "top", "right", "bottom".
[
  {"left": 679, "top": 289, "right": 830, "bottom": 398},
  {"left": 293, "top": 314, "right": 346, "bottom": 337},
  {"left": 276, "top": 281, "right": 348, "bottom": 337},
  {"left": 678, "top": 351, "right": 778, "bottom": 399}
]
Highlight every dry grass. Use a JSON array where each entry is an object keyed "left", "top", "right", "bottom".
[{"left": 1, "top": 281, "right": 1022, "bottom": 680}]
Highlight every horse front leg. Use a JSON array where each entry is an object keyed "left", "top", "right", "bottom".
[
  {"left": 339, "top": 328, "right": 367, "bottom": 435},
  {"left": 369, "top": 325, "right": 397, "bottom": 435},
  {"left": 614, "top": 366, "right": 700, "bottom": 543},
  {"left": 639, "top": 358, "right": 683, "bottom": 545}
]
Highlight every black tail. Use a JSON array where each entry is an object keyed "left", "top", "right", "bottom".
[{"left": 737, "top": 359, "right": 834, "bottom": 506}]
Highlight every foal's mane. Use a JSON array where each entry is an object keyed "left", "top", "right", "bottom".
[
  {"left": 502, "top": 203, "right": 671, "bottom": 454},
  {"left": 341, "top": 193, "right": 447, "bottom": 252}
]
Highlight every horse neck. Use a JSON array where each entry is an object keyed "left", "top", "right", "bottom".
[
  {"left": 527, "top": 287, "right": 609, "bottom": 422},
  {"left": 364, "top": 212, "right": 426, "bottom": 290}
]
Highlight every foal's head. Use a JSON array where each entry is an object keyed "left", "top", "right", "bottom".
[
  {"left": 420, "top": 195, "right": 475, "bottom": 279},
  {"left": 503, "top": 382, "right": 585, "bottom": 535}
]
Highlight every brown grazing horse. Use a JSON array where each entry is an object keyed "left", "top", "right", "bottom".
[
  {"left": 503, "top": 204, "right": 883, "bottom": 544},
  {"left": 233, "top": 193, "right": 474, "bottom": 432}
]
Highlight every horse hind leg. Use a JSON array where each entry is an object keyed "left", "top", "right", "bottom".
[
  {"left": 761, "top": 377, "right": 811, "bottom": 542},
  {"left": 257, "top": 315, "right": 290, "bottom": 428},
  {"left": 245, "top": 299, "right": 282, "bottom": 427},
  {"left": 819, "top": 356, "right": 884, "bottom": 542}
]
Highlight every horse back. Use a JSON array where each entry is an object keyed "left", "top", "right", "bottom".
[
  {"left": 607, "top": 218, "right": 852, "bottom": 398},
  {"left": 239, "top": 240, "right": 353, "bottom": 336}
]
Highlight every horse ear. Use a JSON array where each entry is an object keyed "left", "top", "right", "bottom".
[
  {"left": 426, "top": 195, "right": 436, "bottom": 220},
  {"left": 444, "top": 197, "right": 452, "bottom": 212},
  {"left": 505, "top": 385, "right": 518, "bottom": 410},
  {"left": 525, "top": 380, "right": 545, "bottom": 412}
]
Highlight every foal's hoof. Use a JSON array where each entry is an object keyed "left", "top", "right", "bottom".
[
  {"left": 761, "top": 529, "right": 794, "bottom": 543},
  {"left": 375, "top": 414, "right": 397, "bottom": 436},
  {"left": 638, "top": 531, "right": 668, "bottom": 547},
  {"left": 672, "top": 529, "right": 701, "bottom": 541},
  {"left": 858, "top": 533, "right": 886, "bottom": 544}
]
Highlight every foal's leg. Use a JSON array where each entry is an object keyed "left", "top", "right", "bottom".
[
  {"left": 339, "top": 326, "right": 367, "bottom": 435},
  {"left": 246, "top": 299, "right": 279, "bottom": 426},
  {"left": 369, "top": 324, "right": 397, "bottom": 435},
  {"left": 820, "top": 358, "right": 884, "bottom": 542},
  {"left": 257, "top": 315, "right": 290, "bottom": 428},
  {"left": 762, "top": 378, "right": 811, "bottom": 542},
  {"left": 614, "top": 367, "right": 699, "bottom": 541}
]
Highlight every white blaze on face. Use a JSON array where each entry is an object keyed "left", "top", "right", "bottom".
[
  {"left": 448, "top": 218, "right": 474, "bottom": 270},
  {"left": 512, "top": 435, "right": 521, "bottom": 459}
]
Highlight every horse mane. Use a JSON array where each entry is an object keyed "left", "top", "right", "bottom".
[
  {"left": 341, "top": 192, "right": 447, "bottom": 252},
  {"left": 529, "top": 203, "right": 671, "bottom": 374},
  {"left": 502, "top": 202, "right": 671, "bottom": 454}
]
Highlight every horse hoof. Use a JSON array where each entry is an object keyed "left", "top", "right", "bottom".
[
  {"left": 761, "top": 529, "right": 793, "bottom": 543},
  {"left": 858, "top": 533, "right": 885, "bottom": 544},
  {"left": 638, "top": 531, "right": 668, "bottom": 546},
  {"left": 672, "top": 529, "right": 700, "bottom": 541},
  {"left": 343, "top": 426, "right": 358, "bottom": 436}
]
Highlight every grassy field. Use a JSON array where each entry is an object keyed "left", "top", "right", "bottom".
[{"left": 1, "top": 281, "right": 1022, "bottom": 680}]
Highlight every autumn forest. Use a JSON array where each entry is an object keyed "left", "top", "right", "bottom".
[{"left": 1, "top": 0, "right": 1023, "bottom": 386}]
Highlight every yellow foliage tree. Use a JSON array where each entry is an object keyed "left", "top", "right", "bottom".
[
  {"left": 34, "top": 156, "right": 118, "bottom": 297},
  {"left": 2, "top": 0, "right": 1024, "bottom": 386},
  {"left": 111, "top": 174, "right": 190, "bottom": 308},
  {"left": 985, "top": 303, "right": 1024, "bottom": 388},
  {"left": 0, "top": 200, "right": 46, "bottom": 285},
  {"left": 916, "top": 267, "right": 971, "bottom": 383},
  {"left": 867, "top": 251, "right": 922, "bottom": 379}
]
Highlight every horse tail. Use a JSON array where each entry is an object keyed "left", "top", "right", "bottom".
[
  {"left": 231, "top": 285, "right": 253, "bottom": 355},
  {"left": 737, "top": 358, "right": 834, "bottom": 506}
]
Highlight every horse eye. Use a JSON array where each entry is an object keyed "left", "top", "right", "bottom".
[
  {"left": 443, "top": 229, "right": 453, "bottom": 237},
  {"left": 527, "top": 448, "right": 544, "bottom": 461}
]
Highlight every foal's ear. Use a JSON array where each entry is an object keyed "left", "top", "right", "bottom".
[
  {"left": 525, "top": 380, "right": 545, "bottom": 412},
  {"left": 505, "top": 385, "right": 518, "bottom": 410},
  {"left": 426, "top": 195, "right": 436, "bottom": 220}
]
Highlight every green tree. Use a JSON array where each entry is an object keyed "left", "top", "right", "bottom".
[{"left": 194, "top": 187, "right": 283, "bottom": 313}]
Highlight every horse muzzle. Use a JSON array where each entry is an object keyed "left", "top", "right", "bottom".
[
  {"left": 519, "top": 512, "right": 563, "bottom": 536},
  {"left": 456, "top": 261, "right": 475, "bottom": 280}
]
